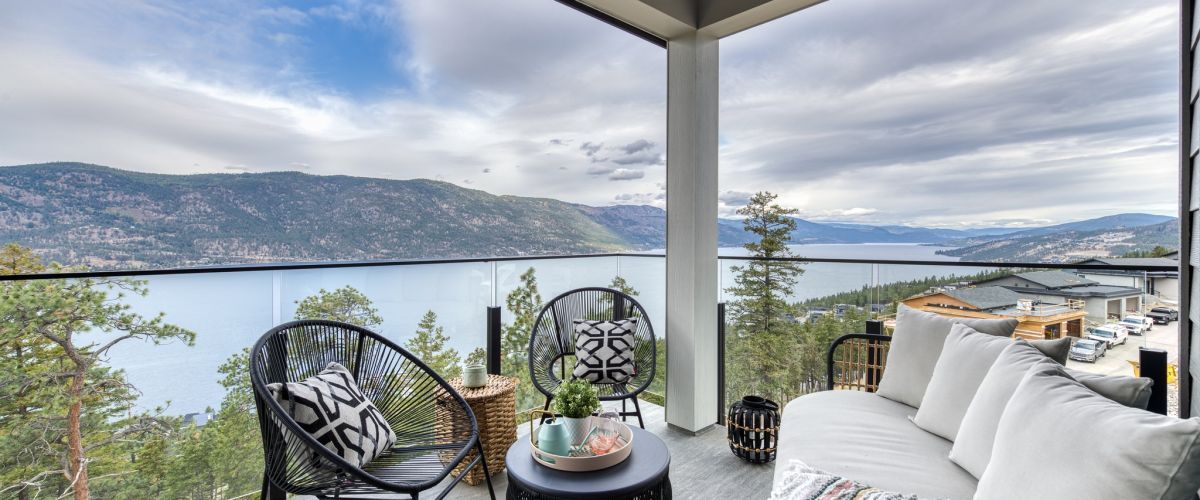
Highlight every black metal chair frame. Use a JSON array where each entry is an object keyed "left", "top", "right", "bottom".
[
  {"left": 527, "top": 287, "right": 657, "bottom": 428},
  {"left": 250, "top": 320, "right": 496, "bottom": 500}
]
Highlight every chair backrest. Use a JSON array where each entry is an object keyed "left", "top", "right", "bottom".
[
  {"left": 527, "top": 287, "right": 656, "bottom": 398},
  {"left": 249, "top": 320, "right": 477, "bottom": 493}
]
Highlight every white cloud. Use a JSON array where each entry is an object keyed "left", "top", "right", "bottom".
[
  {"left": 0, "top": 0, "right": 1179, "bottom": 226},
  {"left": 608, "top": 169, "right": 645, "bottom": 181}
]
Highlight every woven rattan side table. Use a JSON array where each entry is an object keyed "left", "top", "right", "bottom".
[{"left": 439, "top": 374, "right": 519, "bottom": 486}]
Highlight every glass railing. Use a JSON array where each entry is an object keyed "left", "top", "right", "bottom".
[
  {"left": 0, "top": 253, "right": 665, "bottom": 499},
  {"left": 716, "top": 257, "right": 1181, "bottom": 414},
  {"left": 0, "top": 252, "right": 1178, "bottom": 498}
]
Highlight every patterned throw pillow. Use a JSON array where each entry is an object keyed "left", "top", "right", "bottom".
[
  {"left": 572, "top": 319, "right": 637, "bottom": 384},
  {"left": 771, "top": 460, "right": 927, "bottom": 500},
  {"left": 267, "top": 362, "right": 397, "bottom": 468}
]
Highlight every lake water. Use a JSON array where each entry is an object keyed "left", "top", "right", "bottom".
[{"left": 106, "top": 244, "right": 980, "bottom": 414}]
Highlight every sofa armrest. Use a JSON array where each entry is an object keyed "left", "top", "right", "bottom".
[{"left": 826, "top": 331, "right": 892, "bottom": 392}]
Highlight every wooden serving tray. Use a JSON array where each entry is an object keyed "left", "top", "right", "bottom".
[{"left": 529, "top": 415, "right": 634, "bottom": 472}]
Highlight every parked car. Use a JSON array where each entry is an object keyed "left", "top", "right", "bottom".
[
  {"left": 1119, "top": 316, "right": 1148, "bottom": 335},
  {"left": 1146, "top": 311, "right": 1172, "bottom": 325},
  {"left": 1086, "top": 324, "right": 1128, "bottom": 347},
  {"left": 1149, "top": 306, "right": 1179, "bottom": 321},
  {"left": 1069, "top": 338, "right": 1107, "bottom": 363}
]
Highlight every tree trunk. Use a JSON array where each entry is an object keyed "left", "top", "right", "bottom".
[{"left": 66, "top": 373, "right": 88, "bottom": 500}]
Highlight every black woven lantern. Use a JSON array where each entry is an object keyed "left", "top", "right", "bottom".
[{"left": 727, "top": 395, "right": 780, "bottom": 464}]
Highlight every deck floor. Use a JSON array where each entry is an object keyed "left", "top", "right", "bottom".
[{"left": 429, "top": 401, "right": 775, "bottom": 500}]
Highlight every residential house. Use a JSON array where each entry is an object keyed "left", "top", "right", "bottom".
[
  {"left": 901, "top": 286, "right": 1089, "bottom": 341},
  {"left": 974, "top": 270, "right": 1143, "bottom": 321},
  {"left": 1075, "top": 257, "right": 1180, "bottom": 304}
]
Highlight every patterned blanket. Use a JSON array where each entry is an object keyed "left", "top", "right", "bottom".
[{"left": 770, "top": 460, "right": 932, "bottom": 500}]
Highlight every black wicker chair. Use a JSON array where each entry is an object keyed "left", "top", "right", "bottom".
[
  {"left": 250, "top": 320, "right": 495, "bottom": 500},
  {"left": 528, "top": 287, "right": 657, "bottom": 428}
]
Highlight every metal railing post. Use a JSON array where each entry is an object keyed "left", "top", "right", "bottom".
[
  {"left": 717, "top": 302, "right": 726, "bottom": 425},
  {"left": 865, "top": 320, "right": 884, "bottom": 389},
  {"left": 1139, "top": 347, "right": 1169, "bottom": 415},
  {"left": 486, "top": 306, "right": 502, "bottom": 375}
]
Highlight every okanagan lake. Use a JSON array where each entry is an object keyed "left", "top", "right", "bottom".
[{"left": 106, "top": 243, "right": 984, "bottom": 414}]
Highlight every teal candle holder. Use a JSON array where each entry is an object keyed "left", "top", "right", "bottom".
[{"left": 463, "top": 364, "right": 488, "bottom": 388}]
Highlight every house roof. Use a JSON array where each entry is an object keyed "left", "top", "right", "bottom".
[
  {"left": 1009, "top": 270, "right": 1097, "bottom": 289},
  {"left": 1010, "top": 284, "right": 1142, "bottom": 299},
  {"left": 1076, "top": 257, "right": 1179, "bottom": 268},
  {"left": 943, "top": 287, "right": 1020, "bottom": 311}
]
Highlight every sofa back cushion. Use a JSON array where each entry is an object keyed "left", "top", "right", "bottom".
[
  {"left": 975, "top": 361, "right": 1200, "bottom": 500},
  {"left": 912, "top": 323, "right": 1010, "bottom": 441},
  {"left": 876, "top": 305, "right": 1019, "bottom": 408},
  {"left": 950, "top": 341, "right": 1155, "bottom": 479}
]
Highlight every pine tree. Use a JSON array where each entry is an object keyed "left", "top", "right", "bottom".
[
  {"left": 502, "top": 268, "right": 542, "bottom": 415},
  {"left": 725, "top": 192, "right": 806, "bottom": 404},
  {"left": 405, "top": 311, "right": 462, "bottom": 379},
  {"left": 0, "top": 245, "right": 194, "bottom": 500},
  {"left": 294, "top": 286, "right": 383, "bottom": 328},
  {"left": 465, "top": 347, "right": 487, "bottom": 367}
]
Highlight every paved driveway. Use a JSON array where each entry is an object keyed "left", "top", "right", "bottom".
[{"left": 1066, "top": 320, "right": 1179, "bottom": 377}]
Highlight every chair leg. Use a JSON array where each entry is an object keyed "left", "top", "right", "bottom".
[
  {"left": 541, "top": 396, "right": 552, "bottom": 423},
  {"left": 631, "top": 396, "right": 645, "bottom": 429},
  {"left": 477, "top": 440, "right": 497, "bottom": 500},
  {"left": 262, "top": 473, "right": 285, "bottom": 500},
  {"left": 621, "top": 398, "right": 628, "bottom": 422}
]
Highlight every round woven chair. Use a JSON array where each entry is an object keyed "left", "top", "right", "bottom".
[
  {"left": 528, "top": 287, "right": 657, "bottom": 428},
  {"left": 250, "top": 320, "right": 495, "bottom": 500}
]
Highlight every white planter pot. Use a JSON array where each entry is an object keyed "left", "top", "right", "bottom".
[{"left": 560, "top": 416, "right": 591, "bottom": 446}]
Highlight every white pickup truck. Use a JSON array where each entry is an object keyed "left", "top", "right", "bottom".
[
  {"left": 1119, "top": 316, "right": 1149, "bottom": 335},
  {"left": 1086, "top": 324, "right": 1128, "bottom": 347}
]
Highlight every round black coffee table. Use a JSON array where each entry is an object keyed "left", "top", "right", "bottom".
[{"left": 505, "top": 425, "right": 671, "bottom": 500}]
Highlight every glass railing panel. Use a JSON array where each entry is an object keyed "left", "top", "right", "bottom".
[
  {"left": 875, "top": 262, "right": 1002, "bottom": 320},
  {"left": 107, "top": 270, "right": 276, "bottom": 416},
  {"left": 616, "top": 254, "right": 667, "bottom": 402},
  {"left": 873, "top": 263, "right": 1181, "bottom": 401},
  {"left": 278, "top": 262, "right": 493, "bottom": 371},
  {"left": 720, "top": 259, "right": 876, "bottom": 408},
  {"left": 494, "top": 256, "right": 621, "bottom": 415}
]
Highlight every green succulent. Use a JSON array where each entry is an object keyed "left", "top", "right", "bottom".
[{"left": 552, "top": 379, "right": 601, "bottom": 418}]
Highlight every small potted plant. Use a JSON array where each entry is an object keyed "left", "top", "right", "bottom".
[{"left": 553, "top": 378, "right": 601, "bottom": 446}]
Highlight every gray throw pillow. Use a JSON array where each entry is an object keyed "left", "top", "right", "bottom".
[
  {"left": 976, "top": 361, "right": 1200, "bottom": 500},
  {"left": 1027, "top": 337, "right": 1070, "bottom": 364},
  {"left": 875, "top": 305, "right": 1018, "bottom": 408},
  {"left": 912, "top": 323, "right": 1010, "bottom": 441},
  {"left": 951, "top": 341, "right": 1155, "bottom": 479},
  {"left": 1066, "top": 368, "right": 1154, "bottom": 410}
]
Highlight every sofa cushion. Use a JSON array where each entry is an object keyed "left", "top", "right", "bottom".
[
  {"left": 775, "top": 390, "right": 977, "bottom": 500},
  {"left": 1028, "top": 337, "right": 1071, "bottom": 365},
  {"left": 976, "top": 361, "right": 1200, "bottom": 500},
  {"left": 1067, "top": 368, "right": 1154, "bottom": 410},
  {"left": 912, "top": 323, "right": 1010, "bottom": 441},
  {"left": 876, "top": 305, "right": 1019, "bottom": 408},
  {"left": 950, "top": 341, "right": 1156, "bottom": 479}
]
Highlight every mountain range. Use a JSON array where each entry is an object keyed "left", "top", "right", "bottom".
[
  {"left": 0, "top": 163, "right": 1179, "bottom": 269},
  {"left": 935, "top": 217, "right": 1179, "bottom": 263}
]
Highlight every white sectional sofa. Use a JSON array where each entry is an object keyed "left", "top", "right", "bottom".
[{"left": 772, "top": 305, "right": 1199, "bottom": 500}]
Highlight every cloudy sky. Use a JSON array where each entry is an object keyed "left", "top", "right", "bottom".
[{"left": 0, "top": 0, "right": 1178, "bottom": 228}]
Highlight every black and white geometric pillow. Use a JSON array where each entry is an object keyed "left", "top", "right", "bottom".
[
  {"left": 572, "top": 319, "right": 637, "bottom": 384},
  {"left": 267, "top": 362, "right": 397, "bottom": 468}
]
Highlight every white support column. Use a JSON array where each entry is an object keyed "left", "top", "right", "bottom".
[{"left": 665, "top": 31, "right": 719, "bottom": 433}]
